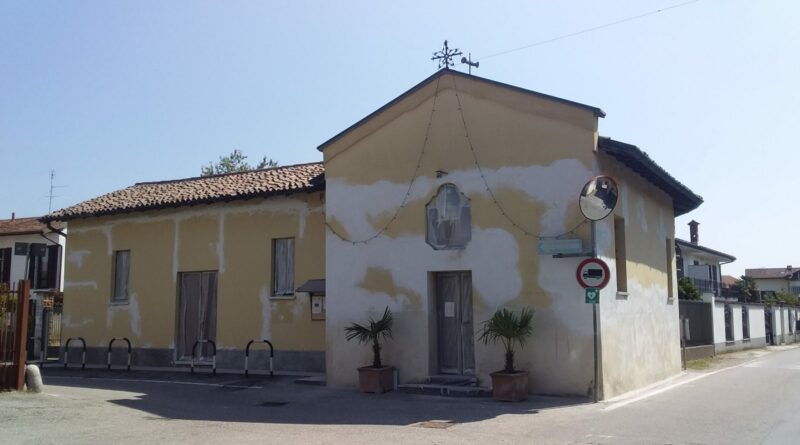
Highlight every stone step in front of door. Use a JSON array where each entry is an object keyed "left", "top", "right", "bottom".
[
  {"left": 426, "top": 374, "right": 478, "bottom": 386},
  {"left": 396, "top": 383, "right": 492, "bottom": 397}
]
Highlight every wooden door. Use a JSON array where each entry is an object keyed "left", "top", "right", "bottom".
[
  {"left": 436, "top": 271, "right": 474, "bottom": 375},
  {"left": 176, "top": 271, "right": 217, "bottom": 361}
]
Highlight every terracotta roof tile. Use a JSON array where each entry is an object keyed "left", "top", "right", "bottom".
[
  {"left": 0, "top": 217, "right": 63, "bottom": 235},
  {"left": 42, "top": 162, "right": 324, "bottom": 222},
  {"left": 746, "top": 268, "right": 799, "bottom": 280}
]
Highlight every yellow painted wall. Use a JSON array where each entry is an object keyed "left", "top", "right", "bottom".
[
  {"left": 61, "top": 193, "right": 326, "bottom": 353},
  {"left": 595, "top": 152, "right": 681, "bottom": 399},
  {"left": 323, "top": 72, "right": 605, "bottom": 393}
]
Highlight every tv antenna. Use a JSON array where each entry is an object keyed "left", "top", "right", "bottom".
[{"left": 47, "top": 170, "right": 67, "bottom": 213}]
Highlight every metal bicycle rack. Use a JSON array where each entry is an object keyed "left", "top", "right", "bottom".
[
  {"left": 244, "top": 339, "right": 274, "bottom": 377},
  {"left": 64, "top": 337, "right": 87, "bottom": 370},
  {"left": 190, "top": 339, "right": 217, "bottom": 375},
  {"left": 107, "top": 337, "right": 132, "bottom": 371}
]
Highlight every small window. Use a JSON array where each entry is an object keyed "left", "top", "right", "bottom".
[
  {"left": 27, "top": 244, "right": 60, "bottom": 289},
  {"left": 426, "top": 184, "right": 471, "bottom": 250},
  {"left": 112, "top": 250, "right": 130, "bottom": 303},
  {"left": 614, "top": 217, "right": 627, "bottom": 292},
  {"left": 0, "top": 248, "right": 11, "bottom": 284},
  {"left": 272, "top": 238, "right": 295, "bottom": 296},
  {"left": 666, "top": 239, "right": 674, "bottom": 299}
]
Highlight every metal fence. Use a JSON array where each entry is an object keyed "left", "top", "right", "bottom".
[
  {"left": 0, "top": 280, "right": 31, "bottom": 390},
  {"left": 679, "top": 299, "right": 714, "bottom": 346}
]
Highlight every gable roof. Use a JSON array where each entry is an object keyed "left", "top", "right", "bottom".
[
  {"left": 42, "top": 162, "right": 324, "bottom": 222},
  {"left": 746, "top": 268, "right": 800, "bottom": 280},
  {"left": 317, "top": 68, "right": 605, "bottom": 151},
  {"left": 0, "top": 216, "right": 64, "bottom": 236},
  {"left": 598, "top": 137, "right": 703, "bottom": 217},
  {"left": 675, "top": 238, "right": 736, "bottom": 263}
]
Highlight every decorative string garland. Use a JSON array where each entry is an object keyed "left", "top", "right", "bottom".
[
  {"left": 325, "top": 72, "right": 587, "bottom": 245},
  {"left": 449, "top": 75, "right": 587, "bottom": 240},
  {"left": 325, "top": 76, "right": 442, "bottom": 245}
]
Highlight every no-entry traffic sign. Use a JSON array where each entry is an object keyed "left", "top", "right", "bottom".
[{"left": 576, "top": 258, "right": 610, "bottom": 289}]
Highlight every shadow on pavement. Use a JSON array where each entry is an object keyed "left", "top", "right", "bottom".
[{"left": 41, "top": 368, "right": 591, "bottom": 426}]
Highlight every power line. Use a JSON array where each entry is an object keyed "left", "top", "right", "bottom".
[{"left": 479, "top": 0, "right": 702, "bottom": 61}]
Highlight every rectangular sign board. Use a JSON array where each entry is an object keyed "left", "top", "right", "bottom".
[
  {"left": 585, "top": 288, "right": 600, "bottom": 304},
  {"left": 537, "top": 238, "right": 583, "bottom": 256}
]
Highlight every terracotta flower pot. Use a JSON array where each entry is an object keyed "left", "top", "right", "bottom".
[
  {"left": 490, "top": 370, "right": 529, "bottom": 402},
  {"left": 357, "top": 366, "right": 394, "bottom": 393}
]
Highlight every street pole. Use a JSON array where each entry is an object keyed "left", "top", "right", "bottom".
[{"left": 591, "top": 220, "right": 599, "bottom": 403}]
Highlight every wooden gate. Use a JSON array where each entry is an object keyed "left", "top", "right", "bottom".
[{"left": 0, "top": 280, "right": 31, "bottom": 390}]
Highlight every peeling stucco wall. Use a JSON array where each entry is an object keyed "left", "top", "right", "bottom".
[
  {"left": 61, "top": 193, "right": 326, "bottom": 356},
  {"left": 595, "top": 152, "right": 681, "bottom": 399},
  {"left": 324, "top": 73, "right": 682, "bottom": 399},
  {"left": 324, "top": 73, "right": 604, "bottom": 394}
]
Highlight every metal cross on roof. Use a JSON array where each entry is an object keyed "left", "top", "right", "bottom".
[{"left": 431, "top": 40, "right": 462, "bottom": 69}]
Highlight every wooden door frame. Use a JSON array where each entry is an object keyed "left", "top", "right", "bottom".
[
  {"left": 173, "top": 270, "right": 218, "bottom": 363},
  {"left": 431, "top": 270, "right": 474, "bottom": 376}
]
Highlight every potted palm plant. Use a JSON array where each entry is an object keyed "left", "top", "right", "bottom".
[
  {"left": 344, "top": 307, "right": 395, "bottom": 393},
  {"left": 478, "top": 307, "right": 534, "bottom": 402}
]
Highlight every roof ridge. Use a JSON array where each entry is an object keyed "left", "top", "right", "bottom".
[{"left": 134, "top": 161, "right": 323, "bottom": 186}]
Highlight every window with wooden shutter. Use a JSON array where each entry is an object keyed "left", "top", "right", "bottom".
[{"left": 272, "top": 238, "right": 295, "bottom": 296}]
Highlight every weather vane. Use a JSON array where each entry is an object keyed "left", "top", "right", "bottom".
[{"left": 431, "top": 40, "right": 462, "bottom": 69}]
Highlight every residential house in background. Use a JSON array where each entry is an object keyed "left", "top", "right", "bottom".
[
  {"left": 745, "top": 266, "right": 800, "bottom": 299},
  {"left": 0, "top": 215, "right": 66, "bottom": 362},
  {"left": 41, "top": 164, "right": 327, "bottom": 372},
  {"left": 745, "top": 266, "right": 800, "bottom": 345}
]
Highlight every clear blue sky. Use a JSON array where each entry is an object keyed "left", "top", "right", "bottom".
[{"left": 1, "top": 0, "right": 797, "bottom": 276}]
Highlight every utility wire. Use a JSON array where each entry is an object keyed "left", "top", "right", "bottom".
[{"left": 479, "top": 0, "right": 702, "bottom": 61}]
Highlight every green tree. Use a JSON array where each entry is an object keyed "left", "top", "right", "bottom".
[
  {"left": 678, "top": 277, "right": 701, "bottom": 300},
  {"left": 732, "top": 276, "right": 758, "bottom": 302},
  {"left": 767, "top": 291, "right": 799, "bottom": 306},
  {"left": 344, "top": 307, "right": 394, "bottom": 368},
  {"left": 478, "top": 307, "right": 534, "bottom": 373},
  {"left": 201, "top": 149, "right": 278, "bottom": 176}
]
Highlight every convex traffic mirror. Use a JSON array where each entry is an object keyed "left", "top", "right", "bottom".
[{"left": 579, "top": 175, "right": 618, "bottom": 221}]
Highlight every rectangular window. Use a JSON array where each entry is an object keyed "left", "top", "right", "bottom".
[
  {"left": 614, "top": 217, "right": 627, "bottom": 293},
  {"left": 27, "top": 244, "right": 58, "bottom": 289},
  {"left": 0, "top": 247, "right": 11, "bottom": 284},
  {"left": 666, "top": 239, "right": 674, "bottom": 299},
  {"left": 272, "top": 238, "right": 295, "bottom": 296},
  {"left": 112, "top": 250, "right": 130, "bottom": 303}
]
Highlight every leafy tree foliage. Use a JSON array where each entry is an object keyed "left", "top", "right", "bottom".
[
  {"left": 478, "top": 307, "right": 534, "bottom": 373},
  {"left": 344, "top": 307, "right": 394, "bottom": 368},
  {"left": 678, "top": 277, "right": 701, "bottom": 300},
  {"left": 732, "top": 276, "right": 758, "bottom": 302},
  {"left": 201, "top": 150, "right": 277, "bottom": 176},
  {"left": 765, "top": 291, "right": 799, "bottom": 306}
]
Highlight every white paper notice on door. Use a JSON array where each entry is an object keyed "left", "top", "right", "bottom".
[{"left": 444, "top": 301, "right": 455, "bottom": 318}]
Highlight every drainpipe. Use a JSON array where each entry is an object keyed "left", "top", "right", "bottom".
[{"left": 45, "top": 221, "right": 67, "bottom": 238}]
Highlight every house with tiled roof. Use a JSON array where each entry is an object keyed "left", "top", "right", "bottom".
[
  {"left": 46, "top": 68, "right": 707, "bottom": 399},
  {"left": 42, "top": 163, "right": 327, "bottom": 371},
  {"left": 745, "top": 266, "right": 800, "bottom": 297},
  {"left": 0, "top": 214, "right": 66, "bottom": 362}
]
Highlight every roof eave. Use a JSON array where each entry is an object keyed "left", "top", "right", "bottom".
[
  {"left": 40, "top": 182, "right": 325, "bottom": 223},
  {"left": 675, "top": 238, "right": 736, "bottom": 262},
  {"left": 598, "top": 137, "right": 703, "bottom": 217}
]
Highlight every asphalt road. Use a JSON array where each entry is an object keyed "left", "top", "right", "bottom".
[{"left": 2, "top": 346, "right": 799, "bottom": 444}]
